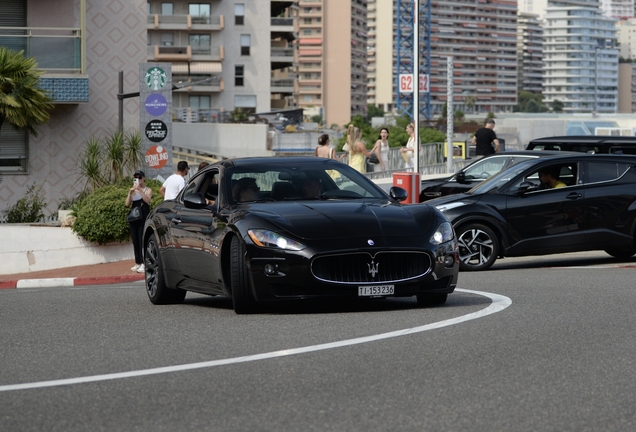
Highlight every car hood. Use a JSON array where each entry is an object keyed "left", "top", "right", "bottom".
[{"left": 245, "top": 200, "right": 436, "bottom": 240}]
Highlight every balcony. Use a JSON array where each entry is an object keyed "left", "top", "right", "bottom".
[
  {"left": 148, "top": 45, "right": 224, "bottom": 62},
  {"left": 173, "top": 77, "right": 224, "bottom": 93},
  {"left": 271, "top": 17, "right": 296, "bottom": 42},
  {"left": 0, "top": 26, "right": 88, "bottom": 103},
  {"left": 271, "top": 47, "right": 295, "bottom": 70},
  {"left": 271, "top": 79, "right": 294, "bottom": 95},
  {"left": 147, "top": 14, "right": 224, "bottom": 31}
]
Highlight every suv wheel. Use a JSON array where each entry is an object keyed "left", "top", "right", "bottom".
[{"left": 456, "top": 223, "right": 499, "bottom": 271}]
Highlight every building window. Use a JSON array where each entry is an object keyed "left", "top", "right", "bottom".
[
  {"left": 189, "top": 4, "right": 211, "bottom": 24},
  {"left": 0, "top": 124, "right": 27, "bottom": 173},
  {"left": 147, "top": 2, "right": 151, "bottom": 14},
  {"left": 235, "top": 4, "right": 245, "bottom": 25},
  {"left": 161, "top": 3, "right": 173, "bottom": 15},
  {"left": 161, "top": 33, "right": 173, "bottom": 46},
  {"left": 189, "top": 34, "right": 211, "bottom": 55},
  {"left": 303, "top": 95, "right": 313, "bottom": 102},
  {"left": 240, "top": 34, "right": 250, "bottom": 56},
  {"left": 235, "top": 95, "right": 256, "bottom": 109},
  {"left": 235, "top": 65, "right": 244, "bottom": 86},
  {"left": 189, "top": 95, "right": 211, "bottom": 109}
]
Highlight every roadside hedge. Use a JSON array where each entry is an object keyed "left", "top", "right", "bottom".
[{"left": 71, "top": 178, "right": 163, "bottom": 245}]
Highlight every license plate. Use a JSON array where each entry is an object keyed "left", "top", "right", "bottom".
[{"left": 358, "top": 285, "right": 395, "bottom": 297}]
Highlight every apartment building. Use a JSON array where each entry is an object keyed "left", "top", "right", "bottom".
[
  {"left": 297, "top": 0, "right": 367, "bottom": 127},
  {"left": 617, "top": 62, "right": 636, "bottom": 112},
  {"left": 599, "top": 0, "right": 633, "bottom": 19},
  {"left": 618, "top": 18, "right": 636, "bottom": 59},
  {"left": 428, "top": 0, "right": 518, "bottom": 115},
  {"left": 147, "top": 1, "right": 297, "bottom": 122},
  {"left": 0, "top": 0, "right": 145, "bottom": 212},
  {"left": 366, "top": 0, "right": 394, "bottom": 112},
  {"left": 517, "top": 12, "right": 544, "bottom": 94},
  {"left": 543, "top": 0, "right": 619, "bottom": 113}
]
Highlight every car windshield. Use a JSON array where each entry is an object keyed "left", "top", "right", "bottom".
[
  {"left": 465, "top": 159, "right": 540, "bottom": 195},
  {"left": 226, "top": 160, "right": 389, "bottom": 204}
]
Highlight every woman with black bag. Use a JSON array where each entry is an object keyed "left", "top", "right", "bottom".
[{"left": 125, "top": 170, "right": 152, "bottom": 273}]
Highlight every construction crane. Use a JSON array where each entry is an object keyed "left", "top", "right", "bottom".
[{"left": 395, "top": 0, "right": 431, "bottom": 121}]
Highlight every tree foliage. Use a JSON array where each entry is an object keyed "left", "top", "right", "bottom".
[
  {"left": 71, "top": 178, "right": 163, "bottom": 245},
  {"left": 514, "top": 91, "right": 549, "bottom": 113},
  {"left": 3, "top": 182, "right": 47, "bottom": 223},
  {"left": 0, "top": 47, "right": 53, "bottom": 136}
]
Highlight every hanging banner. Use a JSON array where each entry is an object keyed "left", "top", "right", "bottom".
[{"left": 139, "top": 63, "right": 172, "bottom": 181}]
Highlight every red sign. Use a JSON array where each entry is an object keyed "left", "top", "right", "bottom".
[
  {"left": 399, "top": 74, "right": 430, "bottom": 93},
  {"left": 145, "top": 145, "right": 169, "bottom": 169}
]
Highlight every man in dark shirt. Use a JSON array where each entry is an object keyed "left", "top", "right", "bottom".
[{"left": 471, "top": 118, "right": 500, "bottom": 156}]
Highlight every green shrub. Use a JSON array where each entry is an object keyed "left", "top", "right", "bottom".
[
  {"left": 71, "top": 178, "right": 163, "bottom": 245},
  {"left": 3, "top": 182, "right": 47, "bottom": 223}
]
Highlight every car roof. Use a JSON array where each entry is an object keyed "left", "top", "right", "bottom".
[{"left": 528, "top": 135, "right": 636, "bottom": 144}]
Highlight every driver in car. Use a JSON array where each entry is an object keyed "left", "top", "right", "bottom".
[
  {"left": 233, "top": 177, "right": 260, "bottom": 202},
  {"left": 538, "top": 167, "right": 566, "bottom": 189},
  {"left": 302, "top": 178, "right": 322, "bottom": 197}
]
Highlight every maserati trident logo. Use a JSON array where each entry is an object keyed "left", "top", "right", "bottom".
[{"left": 367, "top": 260, "right": 379, "bottom": 277}]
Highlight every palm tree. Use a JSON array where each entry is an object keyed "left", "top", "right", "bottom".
[{"left": 0, "top": 47, "right": 53, "bottom": 137}]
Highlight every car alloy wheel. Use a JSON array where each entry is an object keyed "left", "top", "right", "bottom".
[
  {"left": 145, "top": 234, "right": 186, "bottom": 305},
  {"left": 456, "top": 223, "right": 499, "bottom": 271}
]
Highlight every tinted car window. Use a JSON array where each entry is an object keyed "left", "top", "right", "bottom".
[
  {"left": 462, "top": 156, "right": 509, "bottom": 180},
  {"left": 506, "top": 163, "right": 578, "bottom": 193},
  {"left": 587, "top": 162, "right": 630, "bottom": 183}
]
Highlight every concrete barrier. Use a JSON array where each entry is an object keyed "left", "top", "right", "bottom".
[{"left": 0, "top": 224, "right": 133, "bottom": 275}]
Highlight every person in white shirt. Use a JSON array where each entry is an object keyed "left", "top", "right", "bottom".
[{"left": 160, "top": 160, "right": 189, "bottom": 200}]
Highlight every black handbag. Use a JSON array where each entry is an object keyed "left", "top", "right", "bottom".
[
  {"left": 368, "top": 153, "right": 379, "bottom": 164},
  {"left": 127, "top": 206, "right": 143, "bottom": 223}
]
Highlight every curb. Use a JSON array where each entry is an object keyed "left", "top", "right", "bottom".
[{"left": 0, "top": 274, "right": 145, "bottom": 290}]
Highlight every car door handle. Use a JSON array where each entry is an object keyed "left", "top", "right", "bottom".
[{"left": 566, "top": 193, "right": 582, "bottom": 200}]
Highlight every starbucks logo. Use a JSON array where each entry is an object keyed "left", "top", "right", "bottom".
[{"left": 145, "top": 67, "right": 167, "bottom": 90}]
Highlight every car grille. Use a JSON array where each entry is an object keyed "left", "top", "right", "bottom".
[{"left": 311, "top": 251, "right": 432, "bottom": 284}]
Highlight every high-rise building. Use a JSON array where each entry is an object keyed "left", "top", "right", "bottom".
[
  {"left": 366, "top": 0, "right": 394, "bottom": 112},
  {"left": 517, "top": 12, "right": 544, "bottom": 94},
  {"left": 146, "top": 1, "right": 297, "bottom": 122},
  {"left": 543, "top": 0, "right": 619, "bottom": 113},
  {"left": 428, "top": 0, "right": 518, "bottom": 115},
  {"left": 297, "top": 0, "right": 367, "bottom": 127},
  {"left": 618, "top": 18, "right": 636, "bottom": 59},
  {"left": 599, "top": 0, "right": 634, "bottom": 19}
]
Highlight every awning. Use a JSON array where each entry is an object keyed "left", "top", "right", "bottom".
[{"left": 171, "top": 61, "right": 222, "bottom": 74}]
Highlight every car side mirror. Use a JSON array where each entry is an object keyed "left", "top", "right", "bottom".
[
  {"left": 518, "top": 181, "right": 539, "bottom": 194},
  {"left": 389, "top": 186, "right": 408, "bottom": 202},
  {"left": 455, "top": 171, "right": 466, "bottom": 183},
  {"left": 184, "top": 192, "right": 207, "bottom": 209}
]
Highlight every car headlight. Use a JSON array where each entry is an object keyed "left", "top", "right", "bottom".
[
  {"left": 248, "top": 229, "right": 306, "bottom": 251},
  {"left": 435, "top": 201, "right": 466, "bottom": 212},
  {"left": 430, "top": 222, "right": 454, "bottom": 245}
]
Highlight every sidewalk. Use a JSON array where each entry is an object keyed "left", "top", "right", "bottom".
[{"left": 0, "top": 259, "right": 145, "bottom": 289}]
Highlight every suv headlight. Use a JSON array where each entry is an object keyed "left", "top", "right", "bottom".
[
  {"left": 248, "top": 229, "right": 306, "bottom": 251},
  {"left": 430, "top": 222, "right": 454, "bottom": 245}
]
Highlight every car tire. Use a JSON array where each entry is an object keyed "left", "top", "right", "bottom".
[
  {"left": 456, "top": 223, "right": 499, "bottom": 271},
  {"left": 230, "top": 236, "right": 258, "bottom": 314},
  {"left": 604, "top": 249, "right": 636, "bottom": 259},
  {"left": 145, "top": 234, "right": 186, "bottom": 305},
  {"left": 416, "top": 293, "right": 448, "bottom": 306}
]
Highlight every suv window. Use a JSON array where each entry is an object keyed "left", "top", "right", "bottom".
[
  {"left": 587, "top": 162, "right": 630, "bottom": 183},
  {"left": 508, "top": 163, "right": 578, "bottom": 193}
]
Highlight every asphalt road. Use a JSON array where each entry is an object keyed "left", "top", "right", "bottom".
[{"left": 1, "top": 251, "right": 636, "bottom": 431}]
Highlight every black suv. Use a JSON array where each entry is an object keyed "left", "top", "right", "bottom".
[
  {"left": 527, "top": 135, "right": 636, "bottom": 155},
  {"left": 428, "top": 154, "right": 636, "bottom": 271}
]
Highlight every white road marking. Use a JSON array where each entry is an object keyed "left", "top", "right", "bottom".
[{"left": 0, "top": 288, "right": 511, "bottom": 392}]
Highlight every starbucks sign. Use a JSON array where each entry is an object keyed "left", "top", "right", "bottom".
[{"left": 140, "top": 63, "right": 172, "bottom": 180}]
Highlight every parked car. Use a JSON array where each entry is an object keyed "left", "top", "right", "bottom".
[
  {"left": 527, "top": 135, "right": 636, "bottom": 155},
  {"left": 142, "top": 157, "right": 459, "bottom": 313},
  {"left": 427, "top": 154, "right": 636, "bottom": 271},
  {"left": 419, "top": 150, "right": 567, "bottom": 202}
]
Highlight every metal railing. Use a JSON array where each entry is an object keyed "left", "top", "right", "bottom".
[{"left": 0, "top": 27, "right": 83, "bottom": 73}]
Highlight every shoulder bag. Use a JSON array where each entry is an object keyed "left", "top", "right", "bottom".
[{"left": 127, "top": 206, "right": 143, "bottom": 223}]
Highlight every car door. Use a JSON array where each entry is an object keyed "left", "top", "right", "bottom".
[
  {"left": 502, "top": 161, "right": 587, "bottom": 256},
  {"left": 172, "top": 169, "right": 224, "bottom": 290},
  {"left": 580, "top": 160, "right": 636, "bottom": 248}
]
